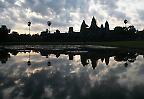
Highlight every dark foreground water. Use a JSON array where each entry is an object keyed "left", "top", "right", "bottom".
[{"left": 0, "top": 45, "right": 144, "bottom": 99}]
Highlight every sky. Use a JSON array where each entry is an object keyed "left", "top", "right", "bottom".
[{"left": 0, "top": 0, "right": 144, "bottom": 34}]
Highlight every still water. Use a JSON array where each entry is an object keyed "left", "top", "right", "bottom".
[{"left": 0, "top": 45, "right": 144, "bottom": 99}]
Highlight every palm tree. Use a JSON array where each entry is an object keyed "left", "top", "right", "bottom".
[
  {"left": 124, "top": 19, "right": 128, "bottom": 27},
  {"left": 27, "top": 21, "right": 31, "bottom": 35},
  {"left": 47, "top": 21, "right": 51, "bottom": 33}
]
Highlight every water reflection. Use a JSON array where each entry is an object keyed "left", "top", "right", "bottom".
[
  {"left": 27, "top": 52, "right": 31, "bottom": 66},
  {"left": 0, "top": 50, "right": 10, "bottom": 64},
  {"left": 0, "top": 47, "right": 142, "bottom": 69},
  {"left": 0, "top": 46, "right": 144, "bottom": 99}
]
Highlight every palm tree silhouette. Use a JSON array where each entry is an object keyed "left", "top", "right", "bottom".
[
  {"left": 124, "top": 19, "right": 128, "bottom": 27},
  {"left": 47, "top": 21, "right": 51, "bottom": 33},
  {"left": 27, "top": 21, "right": 31, "bottom": 35}
]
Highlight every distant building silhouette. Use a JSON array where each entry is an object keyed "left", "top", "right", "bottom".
[
  {"left": 89, "top": 16, "right": 100, "bottom": 33},
  {"left": 80, "top": 20, "right": 89, "bottom": 33},
  {"left": 105, "top": 21, "right": 110, "bottom": 31},
  {"left": 68, "top": 27, "right": 74, "bottom": 33},
  {"left": 80, "top": 17, "right": 110, "bottom": 39},
  {"left": 40, "top": 29, "right": 49, "bottom": 36}
]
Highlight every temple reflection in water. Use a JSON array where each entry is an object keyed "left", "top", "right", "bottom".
[
  {"left": 0, "top": 46, "right": 143, "bottom": 69},
  {"left": 1, "top": 45, "right": 144, "bottom": 99}
]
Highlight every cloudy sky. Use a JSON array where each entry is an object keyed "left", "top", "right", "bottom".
[{"left": 0, "top": 0, "right": 144, "bottom": 34}]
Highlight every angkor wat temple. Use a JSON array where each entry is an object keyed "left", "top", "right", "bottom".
[
  {"left": 0, "top": 16, "right": 143, "bottom": 43},
  {"left": 80, "top": 16, "right": 109, "bottom": 37}
]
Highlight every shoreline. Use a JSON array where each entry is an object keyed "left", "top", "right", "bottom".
[{"left": 1, "top": 41, "right": 144, "bottom": 49}]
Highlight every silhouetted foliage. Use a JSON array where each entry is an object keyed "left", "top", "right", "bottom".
[
  {"left": 0, "top": 25, "right": 10, "bottom": 42},
  {"left": 128, "top": 25, "right": 136, "bottom": 34}
]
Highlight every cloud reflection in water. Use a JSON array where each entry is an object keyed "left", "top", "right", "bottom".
[{"left": 0, "top": 52, "right": 144, "bottom": 99}]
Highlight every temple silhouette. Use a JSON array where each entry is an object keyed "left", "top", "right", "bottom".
[
  {"left": 0, "top": 16, "right": 144, "bottom": 43},
  {"left": 80, "top": 17, "right": 109, "bottom": 37}
]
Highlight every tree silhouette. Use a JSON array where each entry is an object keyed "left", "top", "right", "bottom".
[
  {"left": 0, "top": 25, "right": 10, "bottom": 41},
  {"left": 27, "top": 21, "right": 31, "bottom": 35},
  {"left": 47, "top": 21, "right": 52, "bottom": 33},
  {"left": 124, "top": 19, "right": 128, "bottom": 27},
  {"left": 128, "top": 25, "right": 136, "bottom": 34},
  {"left": 114, "top": 26, "right": 126, "bottom": 34}
]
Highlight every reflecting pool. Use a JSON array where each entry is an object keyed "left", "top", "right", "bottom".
[{"left": 0, "top": 45, "right": 144, "bottom": 99}]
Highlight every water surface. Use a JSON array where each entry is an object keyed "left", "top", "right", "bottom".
[{"left": 0, "top": 45, "right": 144, "bottom": 99}]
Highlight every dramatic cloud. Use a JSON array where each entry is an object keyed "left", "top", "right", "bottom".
[
  {"left": 0, "top": 0, "right": 144, "bottom": 34},
  {"left": 137, "top": 10, "right": 144, "bottom": 21}
]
